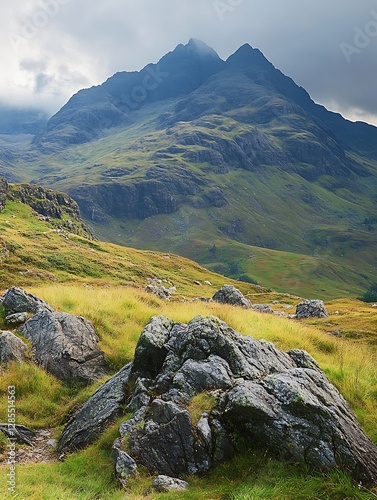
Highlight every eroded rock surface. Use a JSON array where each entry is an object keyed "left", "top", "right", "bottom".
[
  {"left": 296, "top": 299, "right": 328, "bottom": 319},
  {"left": 58, "top": 363, "right": 131, "bottom": 453},
  {"left": 21, "top": 310, "right": 107, "bottom": 384},
  {"left": 0, "top": 330, "right": 29, "bottom": 365},
  {"left": 2, "top": 287, "right": 54, "bottom": 316},
  {"left": 58, "top": 315, "right": 377, "bottom": 488}
]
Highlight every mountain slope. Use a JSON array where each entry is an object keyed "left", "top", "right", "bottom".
[
  {"left": 3, "top": 40, "right": 377, "bottom": 297},
  {"left": 0, "top": 177, "right": 256, "bottom": 295}
]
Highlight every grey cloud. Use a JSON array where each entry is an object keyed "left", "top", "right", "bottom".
[
  {"left": 19, "top": 58, "right": 47, "bottom": 72},
  {"left": 34, "top": 72, "right": 52, "bottom": 93},
  {"left": 1, "top": 0, "right": 376, "bottom": 125}
]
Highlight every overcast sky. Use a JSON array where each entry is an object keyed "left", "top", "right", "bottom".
[{"left": 1, "top": 0, "right": 377, "bottom": 125}]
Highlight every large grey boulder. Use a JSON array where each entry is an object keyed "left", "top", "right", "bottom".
[
  {"left": 296, "top": 299, "right": 328, "bottom": 319},
  {"left": 0, "top": 330, "right": 29, "bottom": 365},
  {"left": 212, "top": 285, "right": 252, "bottom": 308},
  {"left": 20, "top": 310, "right": 107, "bottom": 384},
  {"left": 2, "top": 287, "right": 54, "bottom": 316},
  {"left": 58, "top": 363, "right": 131, "bottom": 453},
  {"left": 59, "top": 315, "right": 377, "bottom": 487},
  {"left": 223, "top": 369, "right": 377, "bottom": 483}
]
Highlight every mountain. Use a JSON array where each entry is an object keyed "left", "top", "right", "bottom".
[
  {"left": 3, "top": 40, "right": 377, "bottom": 297},
  {"left": 33, "top": 38, "right": 225, "bottom": 150}
]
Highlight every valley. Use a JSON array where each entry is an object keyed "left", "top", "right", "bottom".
[{"left": 1, "top": 40, "right": 376, "bottom": 298}]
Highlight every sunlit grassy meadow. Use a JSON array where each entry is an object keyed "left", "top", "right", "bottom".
[
  {"left": 1, "top": 199, "right": 377, "bottom": 498},
  {"left": 0, "top": 284, "right": 376, "bottom": 499}
]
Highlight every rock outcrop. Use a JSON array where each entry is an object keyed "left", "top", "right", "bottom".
[
  {"left": 58, "top": 363, "right": 131, "bottom": 452},
  {"left": 21, "top": 310, "right": 107, "bottom": 384},
  {"left": 1, "top": 287, "right": 108, "bottom": 384},
  {"left": 0, "top": 424, "right": 35, "bottom": 446},
  {"left": 212, "top": 285, "right": 252, "bottom": 308},
  {"left": 58, "top": 315, "right": 377, "bottom": 488},
  {"left": 6, "top": 183, "right": 92, "bottom": 238},
  {"left": 145, "top": 279, "right": 176, "bottom": 300},
  {"left": 152, "top": 475, "right": 189, "bottom": 493},
  {"left": 2, "top": 287, "right": 54, "bottom": 316},
  {"left": 0, "top": 176, "right": 8, "bottom": 211},
  {"left": 0, "top": 330, "right": 29, "bottom": 365},
  {"left": 296, "top": 299, "right": 328, "bottom": 319}
]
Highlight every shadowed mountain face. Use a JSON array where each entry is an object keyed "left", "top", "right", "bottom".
[
  {"left": 4, "top": 39, "right": 377, "bottom": 296},
  {"left": 34, "top": 39, "right": 225, "bottom": 150},
  {"left": 34, "top": 39, "right": 377, "bottom": 160}
]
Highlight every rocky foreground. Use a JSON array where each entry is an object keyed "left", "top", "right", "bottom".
[
  {"left": 1, "top": 286, "right": 377, "bottom": 493},
  {"left": 58, "top": 316, "right": 377, "bottom": 489}
]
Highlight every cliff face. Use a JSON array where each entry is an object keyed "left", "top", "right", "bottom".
[{"left": 0, "top": 177, "right": 92, "bottom": 238}]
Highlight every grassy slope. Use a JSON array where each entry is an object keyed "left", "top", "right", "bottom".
[
  {"left": 0, "top": 199, "right": 377, "bottom": 499},
  {"left": 0, "top": 286, "right": 376, "bottom": 499},
  {"left": 0, "top": 199, "right": 250, "bottom": 295},
  {"left": 5, "top": 108, "right": 377, "bottom": 299}
]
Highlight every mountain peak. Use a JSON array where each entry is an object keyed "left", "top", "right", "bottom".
[
  {"left": 186, "top": 38, "right": 218, "bottom": 56},
  {"left": 226, "top": 43, "right": 273, "bottom": 69}
]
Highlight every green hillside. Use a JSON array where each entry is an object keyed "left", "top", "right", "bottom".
[
  {"left": 5, "top": 112, "right": 376, "bottom": 298},
  {"left": 1, "top": 40, "right": 377, "bottom": 299},
  {"left": 0, "top": 189, "right": 376, "bottom": 499}
]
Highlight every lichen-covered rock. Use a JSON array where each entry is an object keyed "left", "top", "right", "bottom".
[
  {"left": 223, "top": 369, "right": 377, "bottom": 484},
  {"left": 212, "top": 285, "right": 252, "bottom": 308},
  {"left": 5, "top": 312, "right": 28, "bottom": 326},
  {"left": 59, "top": 314, "right": 377, "bottom": 487},
  {"left": 251, "top": 304, "right": 273, "bottom": 314},
  {"left": 129, "top": 398, "right": 210, "bottom": 476},
  {"left": 145, "top": 284, "right": 176, "bottom": 300},
  {"left": 112, "top": 438, "right": 138, "bottom": 488},
  {"left": 0, "top": 330, "right": 29, "bottom": 365},
  {"left": 2, "top": 287, "right": 54, "bottom": 316},
  {"left": 152, "top": 475, "right": 189, "bottom": 493},
  {"left": 131, "top": 315, "right": 174, "bottom": 379},
  {"left": 21, "top": 310, "right": 107, "bottom": 384},
  {"left": 296, "top": 299, "right": 328, "bottom": 319},
  {"left": 58, "top": 363, "right": 131, "bottom": 453}
]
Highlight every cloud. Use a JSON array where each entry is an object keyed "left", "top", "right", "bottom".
[{"left": 0, "top": 0, "right": 376, "bottom": 125}]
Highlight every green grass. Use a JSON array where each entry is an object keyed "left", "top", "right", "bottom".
[
  {"left": 0, "top": 283, "right": 376, "bottom": 498},
  {"left": 5, "top": 110, "right": 377, "bottom": 299},
  {"left": 0, "top": 191, "right": 377, "bottom": 498},
  {"left": 187, "top": 392, "right": 218, "bottom": 426},
  {"left": 0, "top": 199, "right": 253, "bottom": 295}
]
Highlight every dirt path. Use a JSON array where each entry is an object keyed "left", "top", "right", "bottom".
[{"left": 1, "top": 429, "right": 59, "bottom": 465}]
